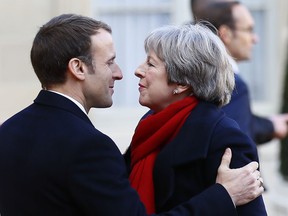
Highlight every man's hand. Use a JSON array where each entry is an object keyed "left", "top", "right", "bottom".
[
  {"left": 216, "top": 148, "right": 264, "bottom": 206},
  {"left": 269, "top": 113, "right": 288, "bottom": 139}
]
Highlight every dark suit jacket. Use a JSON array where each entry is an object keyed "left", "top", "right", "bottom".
[
  {"left": 0, "top": 90, "right": 238, "bottom": 216},
  {"left": 222, "top": 73, "right": 274, "bottom": 144},
  {"left": 125, "top": 101, "right": 267, "bottom": 215}
]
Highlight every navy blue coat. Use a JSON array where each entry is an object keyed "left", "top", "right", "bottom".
[
  {"left": 125, "top": 101, "right": 267, "bottom": 215},
  {"left": 0, "top": 90, "right": 238, "bottom": 216},
  {"left": 222, "top": 74, "right": 274, "bottom": 144}
]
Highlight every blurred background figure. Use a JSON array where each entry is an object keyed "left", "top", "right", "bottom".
[{"left": 191, "top": 0, "right": 288, "bottom": 145}]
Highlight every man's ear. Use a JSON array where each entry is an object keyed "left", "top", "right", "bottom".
[
  {"left": 218, "top": 25, "right": 233, "bottom": 45},
  {"left": 67, "top": 58, "right": 86, "bottom": 81}
]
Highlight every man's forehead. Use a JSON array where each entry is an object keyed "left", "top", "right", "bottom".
[
  {"left": 233, "top": 5, "right": 254, "bottom": 26},
  {"left": 91, "top": 30, "right": 114, "bottom": 51}
]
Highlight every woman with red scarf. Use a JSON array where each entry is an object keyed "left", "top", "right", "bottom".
[{"left": 124, "top": 23, "right": 267, "bottom": 215}]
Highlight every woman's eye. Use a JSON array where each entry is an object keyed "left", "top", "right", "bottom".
[{"left": 147, "top": 62, "right": 154, "bottom": 67}]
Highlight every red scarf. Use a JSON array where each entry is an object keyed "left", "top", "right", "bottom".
[{"left": 129, "top": 96, "right": 199, "bottom": 214}]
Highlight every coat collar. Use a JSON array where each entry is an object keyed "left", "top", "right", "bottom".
[
  {"left": 157, "top": 102, "right": 224, "bottom": 166},
  {"left": 34, "top": 90, "right": 92, "bottom": 125}
]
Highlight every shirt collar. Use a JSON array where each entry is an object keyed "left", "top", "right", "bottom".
[
  {"left": 48, "top": 90, "right": 87, "bottom": 115},
  {"left": 228, "top": 56, "right": 239, "bottom": 74}
]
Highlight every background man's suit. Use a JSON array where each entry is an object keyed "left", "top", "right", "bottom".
[{"left": 223, "top": 74, "right": 274, "bottom": 144}]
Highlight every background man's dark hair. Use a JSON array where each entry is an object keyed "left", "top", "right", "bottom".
[{"left": 191, "top": 0, "right": 240, "bottom": 30}]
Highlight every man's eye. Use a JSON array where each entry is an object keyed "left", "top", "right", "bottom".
[{"left": 108, "top": 61, "right": 114, "bottom": 66}]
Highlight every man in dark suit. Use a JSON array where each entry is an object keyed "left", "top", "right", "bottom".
[
  {"left": 0, "top": 14, "right": 263, "bottom": 216},
  {"left": 191, "top": 0, "right": 288, "bottom": 145}
]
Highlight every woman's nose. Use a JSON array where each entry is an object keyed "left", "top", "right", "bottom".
[{"left": 135, "top": 63, "right": 146, "bottom": 77}]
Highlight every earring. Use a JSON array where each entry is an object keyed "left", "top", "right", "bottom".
[{"left": 173, "top": 89, "right": 179, "bottom": 95}]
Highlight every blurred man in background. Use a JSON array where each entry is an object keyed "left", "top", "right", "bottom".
[{"left": 191, "top": 0, "right": 288, "bottom": 145}]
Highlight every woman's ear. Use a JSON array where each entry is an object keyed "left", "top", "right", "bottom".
[
  {"left": 176, "top": 84, "right": 191, "bottom": 94},
  {"left": 67, "top": 58, "right": 86, "bottom": 81}
]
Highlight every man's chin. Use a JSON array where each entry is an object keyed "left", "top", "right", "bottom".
[{"left": 94, "top": 101, "right": 113, "bottom": 109}]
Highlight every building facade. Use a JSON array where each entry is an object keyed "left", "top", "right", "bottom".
[{"left": 1, "top": 0, "right": 288, "bottom": 214}]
